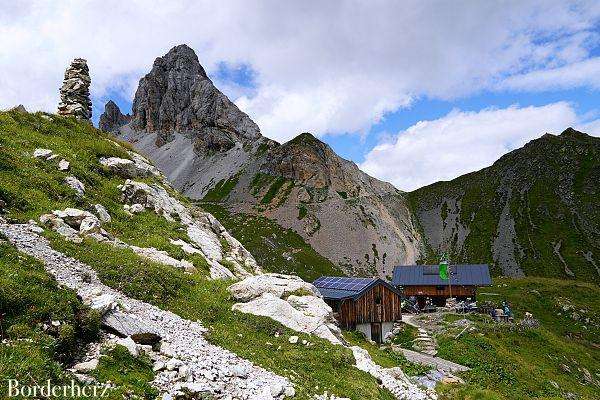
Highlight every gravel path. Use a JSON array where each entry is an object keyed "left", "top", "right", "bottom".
[
  {"left": 0, "top": 220, "right": 292, "bottom": 400},
  {"left": 399, "top": 348, "right": 469, "bottom": 373}
]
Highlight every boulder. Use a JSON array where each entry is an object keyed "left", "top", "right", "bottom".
[
  {"left": 79, "top": 216, "right": 101, "bottom": 234},
  {"left": 228, "top": 273, "right": 320, "bottom": 302},
  {"left": 130, "top": 245, "right": 193, "bottom": 271},
  {"left": 232, "top": 293, "right": 342, "bottom": 345},
  {"left": 102, "top": 310, "right": 161, "bottom": 345},
  {"left": 33, "top": 148, "right": 53, "bottom": 159},
  {"left": 94, "top": 204, "right": 112, "bottom": 223},
  {"left": 100, "top": 157, "right": 153, "bottom": 178},
  {"left": 116, "top": 336, "right": 139, "bottom": 356},
  {"left": 58, "top": 159, "right": 70, "bottom": 171},
  {"left": 169, "top": 239, "right": 202, "bottom": 254},
  {"left": 39, "top": 213, "right": 79, "bottom": 238},
  {"left": 130, "top": 203, "right": 145, "bottom": 214},
  {"left": 64, "top": 176, "right": 85, "bottom": 197},
  {"left": 121, "top": 180, "right": 189, "bottom": 223},
  {"left": 72, "top": 359, "right": 98, "bottom": 373},
  {"left": 52, "top": 208, "right": 96, "bottom": 228},
  {"left": 85, "top": 293, "right": 117, "bottom": 315}
]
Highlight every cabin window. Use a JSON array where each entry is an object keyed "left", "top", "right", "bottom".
[{"left": 375, "top": 295, "right": 382, "bottom": 305}]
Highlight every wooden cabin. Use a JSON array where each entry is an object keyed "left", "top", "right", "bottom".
[
  {"left": 313, "top": 276, "right": 402, "bottom": 343},
  {"left": 392, "top": 264, "right": 492, "bottom": 307}
]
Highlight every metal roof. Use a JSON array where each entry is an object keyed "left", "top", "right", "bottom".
[
  {"left": 313, "top": 276, "right": 401, "bottom": 300},
  {"left": 392, "top": 264, "right": 492, "bottom": 287}
]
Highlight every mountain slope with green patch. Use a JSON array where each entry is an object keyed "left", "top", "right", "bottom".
[
  {"left": 0, "top": 110, "right": 399, "bottom": 399},
  {"left": 408, "top": 128, "right": 600, "bottom": 282}
]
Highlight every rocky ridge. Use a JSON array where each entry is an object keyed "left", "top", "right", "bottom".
[
  {"left": 409, "top": 128, "right": 600, "bottom": 282},
  {"left": 107, "top": 44, "right": 421, "bottom": 277}
]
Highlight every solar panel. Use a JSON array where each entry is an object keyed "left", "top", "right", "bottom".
[{"left": 313, "top": 276, "right": 375, "bottom": 292}]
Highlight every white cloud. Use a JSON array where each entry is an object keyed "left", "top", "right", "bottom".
[
  {"left": 501, "top": 57, "right": 600, "bottom": 91},
  {"left": 0, "top": 1, "right": 599, "bottom": 142},
  {"left": 359, "top": 102, "right": 600, "bottom": 191}
]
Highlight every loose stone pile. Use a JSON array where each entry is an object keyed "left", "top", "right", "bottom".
[{"left": 58, "top": 58, "right": 92, "bottom": 120}]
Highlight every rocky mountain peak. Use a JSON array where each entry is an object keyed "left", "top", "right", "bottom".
[
  {"left": 130, "top": 44, "right": 261, "bottom": 147},
  {"left": 559, "top": 127, "right": 589, "bottom": 140},
  {"left": 99, "top": 100, "right": 131, "bottom": 132}
]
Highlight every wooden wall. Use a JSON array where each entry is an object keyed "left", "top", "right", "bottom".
[
  {"left": 337, "top": 284, "right": 402, "bottom": 330},
  {"left": 403, "top": 285, "right": 476, "bottom": 297}
]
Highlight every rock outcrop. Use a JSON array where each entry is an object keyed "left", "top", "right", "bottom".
[
  {"left": 99, "top": 100, "right": 131, "bottom": 132},
  {"left": 112, "top": 44, "right": 421, "bottom": 277},
  {"left": 229, "top": 273, "right": 344, "bottom": 345},
  {"left": 130, "top": 44, "right": 260, "bottom": 147},
  {"left": 57, "top": 58, "right": 92, "bottom": 120}
]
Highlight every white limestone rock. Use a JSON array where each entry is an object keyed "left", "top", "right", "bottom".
[
  {"left": 58, "top": 159, "right": 70, "bottom": 171},
  {"left": 232, "top": 292, "right": 342, "bottom": 345},
  {"left": 351, "top": 346, "right": 436, "bottom": 400},
  {"left": 33, "top": 148, "right": 53, "bottom": 159},
  {"left": 102, "top": 310, "right": 161, "bottom": 345},
  {"left": 72, "top": 359, "right": 98, "bottom": 373},
  {"left": 94, "top": 204, "right": 112, "bottom": 223},
  {"left": 100, "top": 157, "right": 154, "bottom": 178},
  {"left": 228, "top": 273, "right": 319, "bottom": 302},
  {"left": 117, "top": 336, "right": 139, "bottom": 356},
  {"left": 170, "top": 238, "right": 202, "bottom": 254},
  {"left": 130, "top": 245, "right": 194, "bottom": 271},
  {"left": 121, "top": 180, "right": 189, "bottom": 223},
  {"left": 121, "top": 179, "right": 259, "bottom": 279},
  {"left": 79, "top": 216, "right": 101, "bottom": 234},
  {"left": 85, "top": 293, "right": 117, "bottom": 315},
  {"left": 129, "top": 203, "right": 144, "bottom": 214},
  {"left": 64, "top": 176, "right": 85, "bottom": 197},
  {"left": 39, "top": 213, "right": 78, "bottom": 238}
]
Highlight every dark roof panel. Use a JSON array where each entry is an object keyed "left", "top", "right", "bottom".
[
  {"left": 316, "top": 288, "right": 357, "bottom": 300},
  {"left": 313, "top": 276, "right": 401, "bottom": 300},
  {"left": 392, "top": 264, "right": 492, "bottom": 286}
]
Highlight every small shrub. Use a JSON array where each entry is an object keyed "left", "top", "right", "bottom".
[
  {"left": 55, "top": 323, "right": 76, "bottom": 360},
  {"left": 78, "top": 308, "right": 101, "bottom": 342},
  {"left": 7, "top": 323, "right": 32, "bottom": 339}
]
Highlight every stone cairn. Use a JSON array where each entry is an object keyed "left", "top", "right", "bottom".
[{"left": 57, "top": 58, "right": 92, "bottom": 120}]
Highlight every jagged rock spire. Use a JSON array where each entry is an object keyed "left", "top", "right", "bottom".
[
  {"left": 57, "top": 58, "right": 92, "bottom": 120},
  {"left": 131, "top": 44, "right": 261, "bottom": 146},
  {"left": 99, "top": 100, "right": 131, "bottom": 132}
]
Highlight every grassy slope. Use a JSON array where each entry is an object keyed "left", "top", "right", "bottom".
[
  {"left": 436, "top": 277, "right": 600, "bottom": 400},
  {"left": 408, "top": 130, "right": 600, "bottom": 282},
  {"left": 0, "top": 239, "right": 156, "bottom": 399},
  {"left": 0, "top": 111, "right": 393, "bottom": 399},
  {"left": 52, "top": 235, "right": 394, "bottom": 400},
  {"left": 200, "top": 203, "right": 344, "bottom": 282}
]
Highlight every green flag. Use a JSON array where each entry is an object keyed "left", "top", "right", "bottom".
[{"left": 439, "top": 261, "right": 449, "bottom": 280}]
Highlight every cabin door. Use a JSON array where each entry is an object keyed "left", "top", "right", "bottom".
[{"left": 371, "top": 323, "right": 382, "bottom": 343}]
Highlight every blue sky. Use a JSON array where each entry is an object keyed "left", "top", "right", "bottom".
[{"left": 3, "top": 1, "right": 600, "bottom": 190}]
